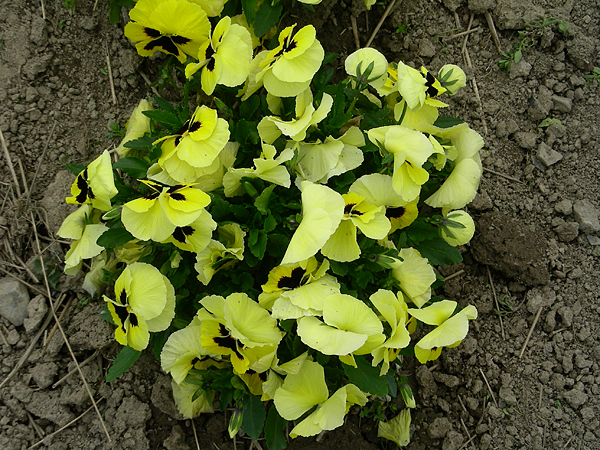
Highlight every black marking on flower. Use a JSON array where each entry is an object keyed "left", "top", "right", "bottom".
[
  {"left": 344, "top": 203, "right": 356, "bottom": 215},
  {"left": 174, "top": 136, "right": 183, "bottom": 147},
  {"left": 188, "top": 121, "right": 202, "bottom": 133},
  {"left": 171, "top": 35, "right": 191, "bottom": 45},
  {"left": 213, "top": 323, "right": 244, "bottom": 360},
  {"left": 114, "top": 305, "right": 129, "bottom": 333},
  {"left": 129, "top": 312, "right": 139, "bottom": 328},
  {"left": 144, "top": 36, "right": 181, "bottom": 57},
  {"left": 176, "top": 120, "right": 191, "bottom": 136},
  {"left": 206, "top": 58, "right": 216, "bottom": 72},
  {"left": 173, "top": 225, "right": 195, "bottom": 243},
  {"left": 423, "top": 71, "right": 440, "bottom": 97},
  {"left": 277, "top": 267, "right": 306, "bottom": 290},
  {"left": 190, "top": 357, "right": 200, "bottom": 367},
  {"left": 167, "top": 185, "right": 185, "bottom": 193},
  {"left": 75, "top": 169, "right": 95, "bottom": 203},
  {"left": 386, "top": 206, "right": 406, "bottom": 219},
  {"left": 143, "top": 27, "right": 161, "bottom": 38},
  {"left": 170, "top": 192, "right": 186, "bottom": 201},
  {"left": 119, "top": 289, "right": 128, "bottom": 305}
]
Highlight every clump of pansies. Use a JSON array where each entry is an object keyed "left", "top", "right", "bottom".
[{"left": 59, "top": 0, "right": 483, "bottom": 447}]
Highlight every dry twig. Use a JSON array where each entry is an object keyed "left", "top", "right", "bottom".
[
  {"left": 191, "top": 419, "right": 201, "bottom": 450},
  {"left": 0, "top": 128, "right": 22, "bottom": 198},
  {"left": 484, "top": 11, "right": 502, "bottom": 54},
  {"left": 447, "top": 27, "right": 482, "bottom": 40},
  {"left": 139, "top": 70, "right": 161, "bottom": 97},
  {"left": 52, "top": 350, "right": 100, "bottom": 388},
  {"left": 30, "top": 211, "right": 112, "bottom": 442},
  {"left": 444, "top": 269, "right": 464, "bottom": 281},
  {"left": 482, "top": 167, "right": 525, "bottom": 184},
  {"left": 365, "top": 0, "right": 398, "bottom": 48},
  {"left": 487, "top": 266, "right": 505, "bottom": 340},
  {"left": 27, "top": 411, "right": 45, "bottom": 439},
  {"left": 43, "top": 295, "right": 74, "bottom": 354},
  {"left": 350, "top": 16, "right": 361, "bottom": 50},
  {"left": 106, "top": 49, "right": 118, "bottom": 105},
  {"left": 479, "top": 368, "right": 498, "bottom": 407},
  {"left": 519, "top": 305, "right": 543, "bottom": 359}
]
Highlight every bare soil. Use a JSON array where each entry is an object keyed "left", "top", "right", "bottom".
[{"left": 0, "top": 0, "right": 599, "bottom": 449}]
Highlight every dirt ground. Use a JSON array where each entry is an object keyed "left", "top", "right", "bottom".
[{"left": 0, "top": 0, "right": 599, "bottom": 449}]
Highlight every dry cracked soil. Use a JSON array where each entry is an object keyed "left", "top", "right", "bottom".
[{"left": 0, "top": 0, "right": 599, "bottom": 449}]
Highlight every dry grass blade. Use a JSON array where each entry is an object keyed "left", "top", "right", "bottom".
[
  {"left": 52, "top": 350, "right": 100, "bottom": 389},
  {"left": 191, "top": 419, "right": 201, "bottom": 450},
  {"left": 0, "top": 264, "right": 46, "bottom": 297},
  {"left": 519, "top": 305, "right": 543, "bottom": 359},
  {"left": 14, "top": 253, "right": 40, "bottom": 284},
  {"left": 457, "top": 434, "right": 477, "bottom": 450},
  {"left": 27, "top": 411, "right": 45, "bottom": 439},
  {"left": 365, "top": 0, "right": 398, "bottom": 48},
  {"left": 484, "top": 11, "right": 502, "bottom": 54},
  {"left": 482, "top": 167, "right": 525, "bottom": 184},
  {"left": 447, "top": 27, "right": 482, "bottom": 40},
  {"left": 139, "top": 70, "right": 161, "bottom": 97},
  {"left": 0, "top": 325, "right": 9, "bottom": 346},
  {"left": 479, "top": 368, "right": 498, "bottom": 407},
  {"left": 106, "top": 49, "right": 118, "bottom": 105},
  {"left": 350, "top": 16, "right": 360, "bottom": 50},
  {"left": 0, "top": 128, "right": 22, "bottom": 198},
  {"left": 27, "top": 402, "right": 99, "bottom": 449},
  {"left": 486, "top": 266, "right": 505, "bottom": 340},
  {"left": 0, "top": 293, "right": 66, "bottom": 389},
  {"left": 40, "top": 0, "right": 46, "bottom": 19},
  {"left": 17, "top": 156, "right": 29, "bottom": 198},
  {"left": 444, "top": 269, "right": 464, "bottom": 281},
  {"left": 30, "top": 211, "right": 112, "bottom": 443},
  {"left": 43, "top": 295, "right": 73, "bottom": 354}
]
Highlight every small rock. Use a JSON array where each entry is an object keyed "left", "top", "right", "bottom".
[
  {"left": 573, "top": 200, "right": 600, "bottom": 234},
  {"left": 528, "top": 86, "right": 554, "bottom": 121},
  {"left": 553, "top": 219, "right": 579, "bottom": 242},
  {"left": 26, "top": 391, "right": 75, "bottom": 427},
  {"left": 563, "top": 389, "right": 588, "bottom": 408},
  {"left": 470, "top": 190, "right": 493, "bottom": 211},
  {"left": 493, "top": 0, "right": 544, "bottom": 29},
  {"left": 558, "top": 306, "right": 573, "bottom": 327},
  {"left": 546, "top": 122, "right": 567, "bottom": 138},
  {"left": 554, "top": 199, "right": 573, "bottom": 215},
  {"left": 434, "top": 373, "right": 460, "bottom": 388},
  {"left": 151, "top": 375, "right": 183, "bottom": 420},
  {"left": 441, "top": 0, "right": 463, "bottom": 12},
  {"left": 415, "top": 365, "right": 437, "bottom": 399},
  {"left": 163, "top": 425, "right": 191, "bottom": 450},
  {"left": 537, "top": 143, "right": 563, "bottom": 166},
  {"left": 31, "top": 362, "right": 58, "bottom": 389},
  {"left": 543, "top": 309, "right": 556, "bottom": 332},
  {"left": 21, "top": 54, "right": 54, "bottom": 80},
  {"left": 499, "top": 387, "right": 517, "bottom": 405},
  {"left": 428, "top": 417, "right": 452, "bottom": 439},
  {"left": 30, "top": 16, "right": 48, "bottom": 47},
  {"left": 526, "top": 287, "right": 556, "bottom": 314},
  {"left": 23, "top": 295, "right": 47, "bottom": 334},
  {"left": 514, "top": 131, "right": 537, "bottom": 149},
  {"left": 509, "top": 59, "right": 532, "bottom": 79},
  {"left": 442, "top": 430, "right": 465, "bottom": 450},
  {"left": 7, "top": 328, "right": 20, "bottom": 345},
  {"left": 418, "top": 38, "right": 436, "bottom": 58},
  {"left": 78, "top": 16, "right": 98, "bottom": 31},
  {"left": 468, "top": 0, "right": 496, "bottom": 13},
  {"left": 488, "top": 405, "right": 504, "bottom": 419},
  {"left": 0, "top": 278, "right": 30, "bottom": 326},
  {"left": 588, "top": 235, "right": 600, "bottom": 245},
  {"left": 115, "top": 396, "right": 151, "bottom": 429},
  {"left": 551, "top": 95, "right": 573, "bottom": 113},
  {"left": 566, "top": 34, "right": 597, "bottom": 71}
]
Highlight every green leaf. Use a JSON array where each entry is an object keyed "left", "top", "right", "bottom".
[
  {"left": 386, "top": 371, "right": 398, "bottom": 397},
  {"left": 248, "top": 229, "right": 268, "bottom": 259},
  {"left": 122, "top": 136, "right": 154, "bottom": 151},
  {"left": 433, "top": 115, "right": 464, "bottom": 128},
  {"left": 113, "top": 157, "right": 150, "bottom": 179},
  {"left": 342, "top": 356, "right": 388, "bottom": 396},
  {"left": 413, "top": 237, "right": 463, "bottom": 266},
  {"left": 255, "top": 184, "right": 276, "bottom": 215},
  {"left": 66, "top": 163, "right": 85, "bottom": 176},
  {"left": 97, "top": 228, "right": 134, "bottom": 249},
  {"left": 265, "top": 406, "right": 288, "bottom": 450},
  {"left": 240, "top": 94, "right": 261, "bottom": 120},
  {"left": 142, "top": 109, "right": 182, "bottom": 128},
  {"left": 106, "top": 346, "right": 142, "bottom": 382},
  {"left": 329, "top": 260, "right": 348, "bottom": 276},
  {"left": 513, "top": 49, "right": 522, "bottom": 64},
  {"left": 264, "top": 214, "right": 277, "bottom": 233},
  {"left": 155, "top": 96, "right": 177, "bottom": 115},
  {"left": 241, "top": 0, "right": 258, "bottom": 24},
  {"left": 538, "top": 117, "right": 562, "bottom": 128},
  {"left": 253, "top": 1, "right": 283, "bottom": 38},
  {"left": 242, "top": 394, "right": 266, "bottom": 440}
]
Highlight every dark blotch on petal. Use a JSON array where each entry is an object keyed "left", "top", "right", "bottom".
[
  {"left": 119, "top": 289, "right": 128, "bottom": 305},
  {"left": 171, "top": 35, "right": 191, "bottom": 45},
  {"left": 277, "top": 267, "right": 306, "bottom": 290},
  {"left": 167, "top": 185, "right": 185, "bottom": 194},
  {"left": 170, "top": 192, "right": 186, "bottom": 201},
  {"left": 129, "top": 312, "right": 139, "bottom": 327},
  {"left": 114, "top": 305, "right": 129, "bottom": 333},
  {"left": 172, "top": 225, "right": 194, "bottom": 243},
  {"left": 344, "top": 203, "right": 356, "bottom": 215},
  {"left": 386, "top": 206, "right": 406, "bottom": 219},
  {"left": 143, "top": 27, "right": 161, "bottom": 38},
  {"left": 144, "top": 36, "right": 180, "bottom": 57},
  {"left": 188, "top": 121, "right": 202, "bottom": 133},
  {"left": 75, "top": 174, "right": 89, "bottom": 204},
  {"left": 206, "top": 58, "right": 216, "bottom": 72},
  {"left": 424, "top": 72, "right": 439, "bottom": 97},
  {"left": 213, "top": 323, "right": 245, "bottom": 360}
]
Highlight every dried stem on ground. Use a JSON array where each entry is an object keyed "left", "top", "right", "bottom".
[
  {"left": 365, "top": 0, "right": 398, "bottom": 48},
  {"left": 479, "top": 368, "right": 498, "bottom": 407},
  {"left": 487, "top": 266, "right": 506, "bottom": 340},
  {"left": 519, "top": 305, "right": 543, "bottom": 359},
  {"left": 0, "top": 128, "right": 22, "bottom": 198}
]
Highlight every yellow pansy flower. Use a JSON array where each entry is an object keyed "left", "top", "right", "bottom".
[
  {"left": 349, "top": 173, "right": 418, "bottom": 234},
  {"left": 194, "top": 223, "right": 245, "bottom": 285},
  {"left": 390, "top": 248, "right": 436, "bottom": 308},
  {"left": 161, "top": 209, "right": 217, "bottom": 253},
  {"left": 124, "top": 0, "right": 210, "bottom": 63},
  {"left": 66, "top": 150, "right": 117, "bottom": 211},
  {"left": 273, "top": 360, "right": 368, "bottom": 437},
  {"left": 185, "top": 16, "right": 253, "bottom": 95},
  {"left": 256, "top": 25, "right": 324, "bottom": 97},
  {"left": 367, "top": 126, "right": 434, "bottom": 203},
  {"left": 438, "top": 64, "right": 467, "bottom": 95},
  {"left": 281, "top": 182, "right": 345, "bottom": 265},
  {"left": 369, "top": 290, "right": 412, "bottom": 375},
  {"left": 187, "top": 0, "right": 226, "bottom": 17},
  {"left": 222, "top": 144, "right": 294, "bottom": 197},
  {"left": 297, "top": 293, "right": 384, "bottom": 358},
  {"left": 57, "top": 205, "right": 108, "bottom": 275},
  {"left": 321, "top": 192, "right": 391, "bottom": 262},
  {"left": 440, "top": 210, "right": 475, "bottom": 246},
  {"left": 395, "top": 62, "right": 447, "bottom": 112},
  {"left": 103, "top": 262, "right": 176, "bottom": 351},
  {"left": 257, "top": 88, "right": 333, "bottom": 144},
  {"left": 378, "top": 409, "right": 411, "bottom": 447},
  {"left": 122, "top": 181, "right": 210, "bottom": 242},
  {"left": 157, "top": 105, "right": 230, "bottom": 183},
  {"left": 345, "top": 48, "right": 389, "bottom": 90},
  {"left": 259, "top": 257, "right": 340, "bottom": 319},
  {"left": 171, "top": 377, "right": 214, "bottom": 418},
  {"left": 115, "top": 99, "right": 153, "bottom": 157},
  {"left": 408, "top": 300, "right": 477, "bottom": 364}
]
